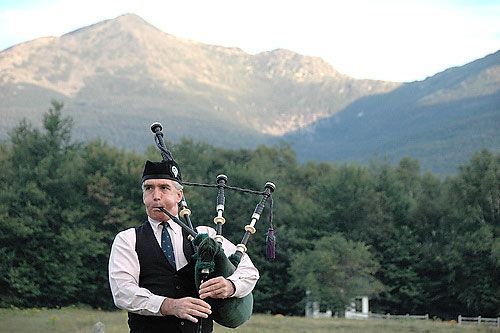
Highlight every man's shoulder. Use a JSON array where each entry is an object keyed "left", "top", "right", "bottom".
[
  {"left": 110, "top": 227, "right": 137, "bottom": 250},
  {"left": 117, "top": 221, "right": 147, "bottom": 233},
  {"left": 117, "top": 226, "right": 137, "bottom": 234},
  {"left": 114, "top": 224, "right": 145, "bottom": 242}
]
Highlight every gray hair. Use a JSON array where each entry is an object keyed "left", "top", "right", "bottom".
[{"left": 141, "top": 180, "right": 184, "bottom": 192}]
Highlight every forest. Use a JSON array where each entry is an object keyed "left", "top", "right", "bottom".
[{"left": 0, "top": 102, "right": 498, "bottom": 319}]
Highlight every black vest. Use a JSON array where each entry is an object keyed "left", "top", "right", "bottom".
[{"left": 128, "top": 221, "right": 213, "bottom": 333}]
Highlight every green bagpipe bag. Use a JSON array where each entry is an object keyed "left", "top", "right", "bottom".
[{"left": 193, "top": 234, "right": 253, "bottom": 328}]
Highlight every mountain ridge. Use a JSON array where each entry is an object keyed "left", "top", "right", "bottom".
[
  {"left": 0, "top": 13, "right": 498, "bottom": 174},
  {"left": 285, "top": 50, "right": 499, "bottom": 174},
  {"left": 0, "top": 13, "right": 398, "bottom": 145}
]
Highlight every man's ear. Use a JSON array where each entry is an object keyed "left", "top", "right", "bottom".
[{"left": 176, "top": 189, "right": 183, "bottom": 202}]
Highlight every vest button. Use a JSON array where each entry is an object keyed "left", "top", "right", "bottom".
[
  {"left": 180, "top": 321, "right": 185, "bottom": 325},
  {"left": 175, "top": 285, "right": 181, "bottom": 290}
]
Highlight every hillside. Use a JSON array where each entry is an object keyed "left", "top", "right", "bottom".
[
  {"left": 284, "top": 51, "right": 500, "bottom": 174},
  {"left": 0, "top": 13, "right": 397, "bottom": 150},
  {"left": 0, "top": 14, "right": 498, "bottom": 174}
]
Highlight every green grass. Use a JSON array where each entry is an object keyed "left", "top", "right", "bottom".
[{"left": 0, "top": 307, "right": 496, "bottom": 333}]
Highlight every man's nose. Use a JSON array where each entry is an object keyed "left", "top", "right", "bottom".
[{"left": 152, "top": 187, "right": 162, "bottom": 200}]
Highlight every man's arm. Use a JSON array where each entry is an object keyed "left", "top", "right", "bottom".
[{"left": 108, "top": 229, "right": 166, "bottom": 315}]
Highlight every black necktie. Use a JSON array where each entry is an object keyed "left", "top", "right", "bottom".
[{"left": 161, "top": 222, "right": 176, "bottom": 269}]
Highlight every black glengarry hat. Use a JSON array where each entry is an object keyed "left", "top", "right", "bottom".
[{"left": 142, "top": 160, "right": 182, "bottom": 183}]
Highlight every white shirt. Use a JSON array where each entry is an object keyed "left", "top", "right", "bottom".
[{"left": 108, "top": 216, "right": 260, "bottom": 316}]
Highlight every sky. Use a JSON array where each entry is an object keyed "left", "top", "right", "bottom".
[{"left": 0, "top": 0, "right": 499, "bottom": 82}]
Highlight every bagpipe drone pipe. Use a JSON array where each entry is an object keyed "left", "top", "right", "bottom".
[{"left": 149, "top": 122, "right": 276, "bottom": 328}]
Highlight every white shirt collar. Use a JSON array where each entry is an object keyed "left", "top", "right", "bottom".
[{"left": 147, "top": 216, "right": 180, "bottom": 234}]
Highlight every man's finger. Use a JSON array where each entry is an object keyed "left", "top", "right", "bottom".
[
  {"left": 189, "top": 297, "right": 211, "bottom": 309},
  {"left": 200, "top": 277, "right": 221, "bottom": 289},
  {"left": 180, "top": 313, "right": 198, "bottom": 323},
  {"left": 200, "top": 286, "right": 228, "bottom": 299},
  {"left": 191, "top": 304, "right": 212, "bottom": 314}
]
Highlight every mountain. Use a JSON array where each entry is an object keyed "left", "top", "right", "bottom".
[
  {"left": 284, "top": 50, "right": 500, "bottom": 174},
  {"left": 0, "top": 14, "right": 498, "bottom": 174},
  {"left": 0, "top": 13, "right": 397, "bottom": 151}
]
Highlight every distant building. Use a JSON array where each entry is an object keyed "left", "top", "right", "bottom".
[
  {"left": 345, "top": 296, "right": 369, "bottom": 319},
  {"left": 304, "top": 290, "right": 332, "bottom": 318},
  {"left": 305, "top": 300, "right": 333, "bottom": 318}
]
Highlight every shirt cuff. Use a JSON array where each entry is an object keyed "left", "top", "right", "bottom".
[
  {"left": 227, "top": 277, "right": 245, "bottom": 298},
  {"left": 150, "top": 295, "right": 167, "bottom": 316}
]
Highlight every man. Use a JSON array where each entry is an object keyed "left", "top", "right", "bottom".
[{"left": 109, "top": 160, "right": 259, "bottom": 333}]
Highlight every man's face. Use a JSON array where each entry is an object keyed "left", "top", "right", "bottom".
[{"left": 142, "top": 178, "right": 183, "bottom": 221}]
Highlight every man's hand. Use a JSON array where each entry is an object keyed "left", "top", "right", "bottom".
[
  {"left": 199, "top": 276, "right": 235, "bottom": 300},
  {"left": 160, "top": 297, "right": 212, "bottom": 323}
]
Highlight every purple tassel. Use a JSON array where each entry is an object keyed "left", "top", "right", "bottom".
[{"left": 266, "top": 227, "right": 276, "bottom": 260}]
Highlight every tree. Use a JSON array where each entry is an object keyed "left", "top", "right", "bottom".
[
  {"left": 0, "top": 101, "right": 113, "bottom": 308},
  {"left": 1, "top": 101, "right": 80, "bottom": 306},
  {"left": 289, "top": 234, "right": 383, "bottom": 312},
  {"left": 439, "top": 150, "right": 499, "bottom": 316}
]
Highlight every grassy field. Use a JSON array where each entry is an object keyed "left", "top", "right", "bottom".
[{"left": 0, "top": 307, "right": 497, "bottom": 333}]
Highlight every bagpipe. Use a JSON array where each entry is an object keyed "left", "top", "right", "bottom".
[{"left": 149, "top": 122, "right": 276, "bottom": 328}]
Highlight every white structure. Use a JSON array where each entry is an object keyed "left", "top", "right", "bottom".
[
  {"left": 305, "top": 290, "right": 332, "bottom": 318},
  {"left": 345, "top": 296, "right": 369, "bottom": 319},
  {"left": 305, "top": 301, "right": 333, "bottom": 318},
  {"left": 362, "top": 296, "right": 369, "bottom": 314}
]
